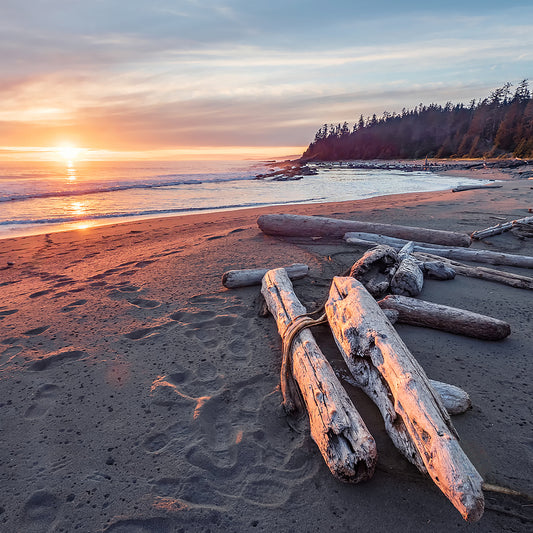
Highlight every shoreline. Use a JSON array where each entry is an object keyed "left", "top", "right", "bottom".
[
  {"left": 1, "top": 161, "right": 526, "bottom": 242},
  {"left": 1, "top": 165, "right": 532, "bottom": 531}
]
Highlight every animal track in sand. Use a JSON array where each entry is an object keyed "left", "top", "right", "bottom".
[
  {"left": 24, "top": 383, "right": 60, "bottom": 419},
  {"left": 29, "top": 348, "right": 87, "bottom": 371}
]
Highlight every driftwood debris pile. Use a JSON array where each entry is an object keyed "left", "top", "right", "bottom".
[{"left": 220, "top": 213, "right": 533, "bottom": 522}]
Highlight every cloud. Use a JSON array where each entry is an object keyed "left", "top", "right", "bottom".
[{"left": 1, "top": 1, "right": 532, "bottom": 155}]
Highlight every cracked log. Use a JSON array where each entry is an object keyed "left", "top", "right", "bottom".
[
  {"left": 261, "top": 268, "right": 377, "bottom": 483},
  {"left": 325, "top": 276, "right": 484, "bottom": 522},
  {"left": 349, "top": 245, "right": 398, "bottom": 297},
  {"left": 390, "top": 242, "right": 424, "bottom": 297}
]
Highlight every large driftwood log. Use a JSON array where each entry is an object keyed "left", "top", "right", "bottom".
[
  {"left": 349, "top": 245, "right": 397, "bottom": 297},
  {"left": 344, "top": 231, "right": 533, "bottom": 268},
  {"left": 471, "top": 215, "right": 533, "bottom": 240},
  {"left": 222, "top": 263, "right": 308, "bottom": 288},
  {"left": 261, "top": 268, "right": 377, "bottom": 482},
  {"left": 413, "top": 252, "right": 533, "bottom": 290},
  {"left": 452, "top": 184, "right": 502, "bottom": 192},
  {"left": 326, "top": 277, "right": 484, "bottom": 522},
  {"left": 257, "top": 213, "right": 472, "bottom": 247},
  {"left": 390, "top": 242, "right": 424, "bottom": 296},
  {"left": 378, "top": 294, "right": 511, "bottom": 340}
]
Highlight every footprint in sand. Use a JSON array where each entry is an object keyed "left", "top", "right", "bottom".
[
  {"left": 124, "top": 324, "right": 169, "bottom": 340},
  {"left": 128, "top": 298, "right": 161, "bottom": 309},
  {"left": 24, "top": 383, "right": 60, "bottom": 419},
  {"left": 29, "top": 289, "right": 52, "bottom": 299},
  {"left": 61, "top": 299, "right": 87, "bottom": 312},
  {"left": 29, "top": 348, "right": 86, "bottom": 371},
  {"left": 23, "top": 325, "right": 50, "bottom": 336},
  {"left": 22, "top": 490, "right": 60, "bottom": 532},
  {"left": 0, "top": 344, "right": 24, "bottom": 366},
  {"left": 0, "top": 308, "right": 18, "bottom": 320}
]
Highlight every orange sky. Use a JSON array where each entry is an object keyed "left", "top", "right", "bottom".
[{"left": 2, "top": 1, "right": 532, "bottom": 161}]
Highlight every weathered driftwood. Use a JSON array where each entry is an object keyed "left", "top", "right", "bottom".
[
  {"left": 340, "top": 367, "right": 471, "bottom": 416},
  {"left": 390, "top": 242, "right": 424, "bottom": 296},
  {"left": 222, "top": 263, "right": 308, "bottom": 288},
  {"left": 326, "top": 276, "right": 484, "bottom": 522},
  {"left": 413, "top": 252, "right": 533, "bottom": 290},
  {"left": 345, "top": 235, "right": 455, "bottom": 280},
  {"left": 471, "top": 215, "right": 533, "bottom": 240},
  {"left": 429, "top": 380, "right": 471, "bottom": 415},
  {"left": 261, "top": 268, "right": 377, "bottom": 482},
  {"left": 344, "top": 231, "right": 533, "bottom": 268},
  {"left": 378, "top": 294, "right": 511, "bottom": 340},
  {"left": 419, "top": 260, "right": 456, "bottom": 280},
  {"left": 257, "top": 213, "right": 472, "bottom": 247},
  {"left": 349, "top": 245, "right": 398, "bottom": 297},
  {"left": 452, "top": 184, "right": 502, "bottom": 192},
  {"left": 345, "top": 231, "right": 447, "bottom": 249}
]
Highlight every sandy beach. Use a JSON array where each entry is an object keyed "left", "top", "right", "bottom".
[{"left": 1, "top": 166, "right": 532, "bottom": 532}]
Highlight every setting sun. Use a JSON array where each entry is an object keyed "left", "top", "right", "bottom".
[{"left": 56, "top": 144, "right": 82, "bottom": 162}]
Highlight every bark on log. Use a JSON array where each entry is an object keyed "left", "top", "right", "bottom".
[
  {"left": 349, "top": 245, "right": 398, "bottom": 297},
  {"left": 429, "top": 380, "right": 472, "bottom": 415},
  {"left": 261, "top": 268, "right": 377, "bottom": 483},
  {"left": 326, "top": 276, "right": 484, "bottom": 522},
  {"left": 257, "top": 213, "right": 472, "bottom": 247},
  {"left": 413, "top": 252, "right": 533, "bottom": 290},
  {"left": 390, "top": 242, "right": 424, "bottom": 297},
  {"left": 471, "top": 216, "right": 533, "bottom": 240},
  {"left": 222, "top": 263, "right": 309, "bottom": 288},
  {"left": 344, "top": 231, "right": 533, "bottom": 268},
  {"left": 377, "top": 294, "right": 511, "bottom": 340}
]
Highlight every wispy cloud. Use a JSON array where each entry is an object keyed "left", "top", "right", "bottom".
[{"left": 1, "top": 2, "right": 532, "bottom": 156}]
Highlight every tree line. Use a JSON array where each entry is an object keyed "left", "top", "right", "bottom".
[{"left": 301, "top": 80, "right": 533, "bottom": 161}]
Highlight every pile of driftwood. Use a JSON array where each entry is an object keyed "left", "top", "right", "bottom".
[{"left": 222, "top": 213, "right": 533, "bottom": 523}]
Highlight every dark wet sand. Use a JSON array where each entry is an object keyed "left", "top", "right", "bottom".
[{"left": 0, "top": 168, "right": 532, "bottom": 532}]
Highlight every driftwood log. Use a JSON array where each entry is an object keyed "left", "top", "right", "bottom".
[
  {"left": 222, "top": 263, "right": 308, "bottom": 288},
  {"left": 340, "top": 368, "right": 472, "bottom": 416},
  {"left": 344, "top": 231, "right": 533, "bottom": 268},
  {"left": 378, "top": 294, "right": 511, "bottom": 340},
  {"left": 419, "top": 260, "right": 456, "bottom": 280},
  {"left": 261, "top": 268, "right": 377, "bottom": 482},
  {"left": 326, "top": 276, "right": 484, "bottom": 522},
  {"left": 390, "top": 242, "right": 424, "bottom": 296},
  {"left": 257, "top": 213, "right": 472, "bottom": 247},
  {"left": 452, "top": 184, "right": 502, "bottom": 192},
  {"left": 349, "top": 245, "right": 397, "bottom": 297},
  {"left": 429, "top": 380, "right": 471, "bottom": 416},
  {"left": 413, "top": 252, "right": 533, "bottom": 290},
  {"left": 471, "top": 215, "right": 533, "bottom": 240}
]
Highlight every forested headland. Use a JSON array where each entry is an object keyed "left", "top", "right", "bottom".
[{"left": 302, "top": 80, "right": 533, "bottom": 161}]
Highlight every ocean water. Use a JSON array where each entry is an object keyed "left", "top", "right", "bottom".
[{"left": 0, "top": 159, "right": 487, "bottom": 239}]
